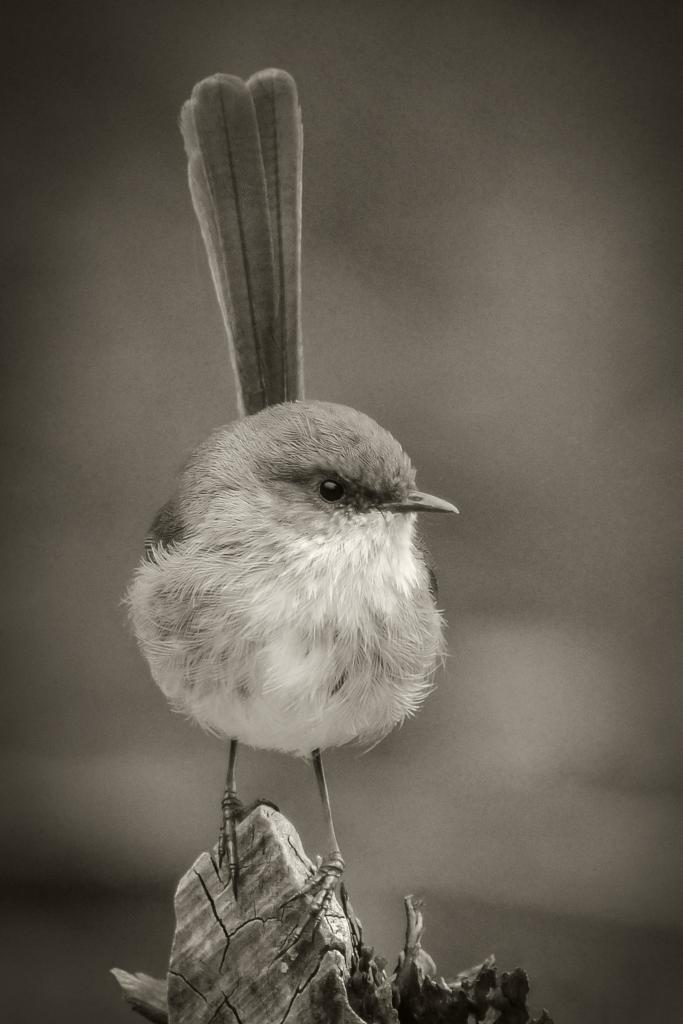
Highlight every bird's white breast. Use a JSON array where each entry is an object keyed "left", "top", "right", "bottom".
[{"left": 128, "top": 510, "right": 443, "bottom": 755}]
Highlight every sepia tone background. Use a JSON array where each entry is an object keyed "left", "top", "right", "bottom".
[{"left": 2, "top": 1, "right": 681, "bottom": 1021}]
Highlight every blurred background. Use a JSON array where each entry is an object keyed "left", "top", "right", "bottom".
[{"left": 2, "top": 1, "right": 681, "bottom": 1021}]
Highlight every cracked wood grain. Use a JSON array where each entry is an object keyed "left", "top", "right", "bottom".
[
  {"left": 112, "top": 807, "right": 553, "bottom": 1023},
  {"left": 113, "top": 804, "right": 364, "bottom": 1023}
]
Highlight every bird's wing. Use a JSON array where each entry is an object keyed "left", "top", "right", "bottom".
[
  {"left": 180, "top": 71, "right": 303, "bottom": 416},
  {"left": 144, "top": 498, "right": 184, "bottom": 558}
]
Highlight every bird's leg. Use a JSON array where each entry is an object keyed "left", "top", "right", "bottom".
[
  {"left": 282, "top": 749, "right": 345, "bottom": 936},
  {"left": 218, "top": 739, "right": 243, "bottom": 898},
  {"left": 312, "top": 747, "right": 345, "bottom": 901}
]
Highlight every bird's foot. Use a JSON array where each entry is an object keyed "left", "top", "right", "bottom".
[
  {"left": 305, "top": 850, "right": 345, "bottom": 922},
  {"left": 218, "top": 791, "right": 244, "bottom": 897},
  {"left": 280, "top": 850, "right": 345, "bottom": 949}
]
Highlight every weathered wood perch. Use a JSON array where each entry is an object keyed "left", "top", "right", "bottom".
[{"left": 112, "top": 805, "right": 553, "bottom": 1023}]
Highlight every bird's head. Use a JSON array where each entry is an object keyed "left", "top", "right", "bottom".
[{"left": 181, "top": 401, "right": 457, "bottom": 542}]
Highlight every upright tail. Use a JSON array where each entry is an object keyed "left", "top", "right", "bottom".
[{"left": 180, "top": 69, "right": 303, "bottom": 416}]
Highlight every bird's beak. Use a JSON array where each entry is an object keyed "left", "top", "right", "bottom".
[{"left": 379, "top": 491, "right": 459, "bottom": 515}]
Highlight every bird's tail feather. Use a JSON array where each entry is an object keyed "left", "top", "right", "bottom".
[
  {"left": 180, "top": 70, "right": 303, "bottom": 416},
  {"left": 248, "top": 69, "right": 304, "bottom": 406}
]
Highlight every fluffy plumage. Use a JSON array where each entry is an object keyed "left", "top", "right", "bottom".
[{"left": 127, "top": 401, "right": 445, "bottom": 755}]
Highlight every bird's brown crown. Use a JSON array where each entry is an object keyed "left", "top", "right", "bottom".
[
  {"left": 184, "top": 401, "right": 416, "bottom": 515},
  {"left": 255, "top": 401, "right": 416, "bottom": 507}
]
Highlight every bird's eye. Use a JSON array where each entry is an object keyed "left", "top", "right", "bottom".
[{"left": 319, "top": 479, "right": 345, "bottom": 502}]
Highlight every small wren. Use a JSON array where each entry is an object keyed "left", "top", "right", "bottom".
[{"left": 126, "top": 69, "right": 457, "bottom": 914}]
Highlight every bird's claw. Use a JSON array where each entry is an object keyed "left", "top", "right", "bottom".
[{"left": 280, "top": 850, "right": 345, "bottom": 947}]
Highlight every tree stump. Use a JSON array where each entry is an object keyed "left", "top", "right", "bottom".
[{"left": 112, "top": 804, "right": 553, "bottom": 1023}]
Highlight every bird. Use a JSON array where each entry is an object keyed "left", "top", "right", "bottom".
[{"left": 126, "top": 69, "right": 458, "bottom": 917}]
